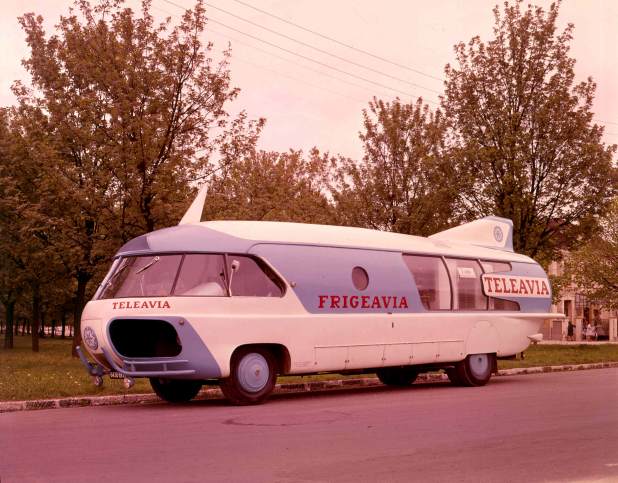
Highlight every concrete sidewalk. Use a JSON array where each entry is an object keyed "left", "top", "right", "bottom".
[
  {"left": 2, "top": 361, "right": 617, "bottom": 414},
  {"left": 538, "top": 340, "right": 618, "bottom": 345}
]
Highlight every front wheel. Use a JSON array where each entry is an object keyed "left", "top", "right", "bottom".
[
  {"left": 220, "top": 347, "right": 277, "bottom": 405},
  {"left": 150, "top": 378, "right": 202, "bottom": 403},
  {"left": 447, "top": 353, "right": 494, "bottom": 387}
]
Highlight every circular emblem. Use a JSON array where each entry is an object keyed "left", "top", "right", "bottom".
[
  {"left": 493, "top": 226, "right": 504, "bottom": 243},
  {"left": 83, "top": 326, "right": 98, "bottom": 351}
]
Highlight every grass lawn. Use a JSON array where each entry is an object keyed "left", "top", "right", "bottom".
[
  {"left": 0, "top": 336, "right": 151, "bottom": 401},
  {"left": 1, "top": 335, "right": 618, "bottom": 401}
]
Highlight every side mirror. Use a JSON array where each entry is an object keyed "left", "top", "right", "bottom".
[{"left": 228, "top": 259, "right": 240, "bottom": 295}]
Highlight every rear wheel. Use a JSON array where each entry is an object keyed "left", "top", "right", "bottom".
[
  {"left": 150, "top": 378, "right": 202, "bottom": 403},
  {"left": 447, "top": 353, "right": 494, "bottom": 387},
  {"left": 220, "top": 347, "right": 277, "bottom": 405},
  {"left": 445, "top": 367, "right": 462, "bottom": 386},
  {"left": 376, "top": 367, "right": 418, "bottom": 386}
]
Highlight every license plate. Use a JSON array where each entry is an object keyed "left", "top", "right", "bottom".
[{"left": 109, "top": 372, "right": 124, "bottom": 379}]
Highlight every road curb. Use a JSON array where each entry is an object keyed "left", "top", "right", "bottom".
[{"left": 2, "top": 361, "right": 617, "bottom": 414}]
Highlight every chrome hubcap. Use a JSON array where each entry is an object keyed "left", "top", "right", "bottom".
[
  {"left": 237, "top": 353, "right": 269, "bottom": 393},
  {"left": 469, "top": 354, "right": 490, "bottom": 379}
]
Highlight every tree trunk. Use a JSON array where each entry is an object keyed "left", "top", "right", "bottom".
[
  {"left": 31, "top": 286, "right": 41, "bottom": 352},
  {"left": 61, "top": 311, "right": 66, "bottom": 339},
  {"left": 71, "top": 273, "right": 90, "bottom": 357},
  {"left": 39, "top": 311, "right": 46, "bottom": 338},
  {"left": 51, "top": 317, "right": 56, "bottom": 338},
  {"left": 3, "top": 300, "right": 15, "bottom": 349}
]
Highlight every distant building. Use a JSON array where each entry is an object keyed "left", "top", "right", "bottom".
[{"left": 546, "top": 259, "right": 618, "bottom": 341}]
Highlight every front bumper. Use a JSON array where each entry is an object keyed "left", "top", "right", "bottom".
[{"left": 76, "top": 345, "right": 197, "bottom": 379}]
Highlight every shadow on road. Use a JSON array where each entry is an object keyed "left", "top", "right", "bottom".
[{"left": 100, "top": 376, "right": 519, "bottom": 412}]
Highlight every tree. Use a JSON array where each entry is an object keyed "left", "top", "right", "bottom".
[
  {"left": 564, "top": 200, "right": 618, "bottom": 308},
  {"left": 442, "top": 0, "right": 617, "bottom": 263},
  {"left": 13, "top": 0, "right": 261, "bottom": 353},
  {"left": 330, "top": 97, "right": 457, "bottom": 236},
  {"left": 202, "top": 149, "right": 335, "bottom": 224},
  {"left": 0, "top": 106, "right": 69, "bottom": 351}
]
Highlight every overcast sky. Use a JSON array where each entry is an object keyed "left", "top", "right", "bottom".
[{"left": 1, "top": 0, "right": 616, "bottom": 160}]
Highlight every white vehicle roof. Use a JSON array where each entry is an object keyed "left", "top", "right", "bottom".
[{"left": 197, "top": 219, "right": 534, "bottom": 264}]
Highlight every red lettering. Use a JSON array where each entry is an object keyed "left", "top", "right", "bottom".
[
  {"left": 361, "top": 296, "right": 369, "bottom": 308},
  {"left": 381, "top": 296, "right": 392, "bottom": 308},
  {"left": 163, "top": 301, "right": 170, "bottom": 309},
  {"left": 318, "top": 295, "right": 328, "bottom": 309},
  {"left": 399, "top": 297, "right": 409, "bottom": 309},
  {"left": 342, "top": 295, "right": 348, "bottom": 308},
  {"left": 330, "top": 296, "right": 341, "bottom": 309},
  {"left": 112, "top": 302, "right": 118, "bottom": 309},
  {"left": 510, "top": 279, "right": 518, "bottom": 294},
  {"left": 534, "top": 280, "right": 540, "bottom": 294},
  {"left": 502, "top": 278, "right": 511, "bottom": 294},
  {"left": 371, "top": 297, "right": 380, "bottom": 308},
  {"left": 540, "top": 281, "right": 549, "bottom": 296},
  {"left": 526, "top": 279, "right": 535, "bottom": 294},
  {"left": 519, "top": 279, "right": 528, "bottom": 295},
  {"left": 493, "top": 277, "right": 502, "bottom": 293},
  {"left": 350, "top": 296, "right": 359, "bottom": 308},
  {"left": 482, "top": 277, "right": 493, "bottom": 294}
]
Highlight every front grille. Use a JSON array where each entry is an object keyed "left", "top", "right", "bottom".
[{"left": 109, "top": 319, "right": 182, "bottom": 358}]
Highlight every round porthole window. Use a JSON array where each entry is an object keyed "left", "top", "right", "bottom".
[{"left": 352, "top": 266, "right": 369, "bottom": 291}]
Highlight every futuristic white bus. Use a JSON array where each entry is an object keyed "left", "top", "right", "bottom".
[{"left": 77, "top": 196, "right": 554, "bottom": 405}]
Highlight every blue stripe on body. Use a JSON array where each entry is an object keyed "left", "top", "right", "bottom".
[
  {"left": 251, "top": 244, "right": 423, "bottom": 313},
  {"left": 106, "top": 315, "right": 222, "bottom": 378}
]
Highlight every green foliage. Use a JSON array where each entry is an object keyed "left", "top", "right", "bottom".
[
  {"left": 1, "top": 0, "right": 261, "bottom": 351},
  {"left": 330, "top": 97, "right": 457, "bottom": 236},
  {"left": 442, "top": 0, "right": 617, "bottom": 263},
  {"left": 203, "top": 149, "right": 335, "bottom": 224},
  {"left": 565, "top": 200, "right": 618, "bottom": 308}
]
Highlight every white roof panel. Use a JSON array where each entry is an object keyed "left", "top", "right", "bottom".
[{"left": 199, "top": 220, "right": 534, "bottom": 263}]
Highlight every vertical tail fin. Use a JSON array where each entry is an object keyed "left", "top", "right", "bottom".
[
  {"left": 429, "top": 216, "right": 514, "bottom": 251},
  {"left": 178, "top": 184, "right": 207, "bottom": 225}
]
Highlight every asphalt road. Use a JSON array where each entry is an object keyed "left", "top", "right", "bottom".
[{"left": 2, "top": 368, "right": 617, "bottom": 483}]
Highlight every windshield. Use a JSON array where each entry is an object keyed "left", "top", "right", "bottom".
[
  {"left": 96, "top": 253, "right": 284, "bottom": 300},
  {"left": 98, "top": 255, "right": 183, "bottom": 299}
]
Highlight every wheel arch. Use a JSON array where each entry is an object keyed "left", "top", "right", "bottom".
[{"left": 231, "top": 343, "right": 291, "bottom": 375}]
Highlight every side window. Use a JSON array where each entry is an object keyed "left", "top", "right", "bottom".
[
  {"left": 481, "top": 260, "right": 520, "bottom": 311},
  {"left": 403, "top": 255, "right": 451, "bottom": 310},
  {"left": 173, "top": 254, "right": 226, "bottom": 296},
  {"left": 228, "top": 256, "right": 284, "bottom": 297},
  {"left": 352, "top": 266, "right": 369, "bottom": 291},
  {"left": 480, "top": 261, "right": 511, "bottom": 273},
  {"left": 445, "top": 258, "right": 487, "bottom": 311}
]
